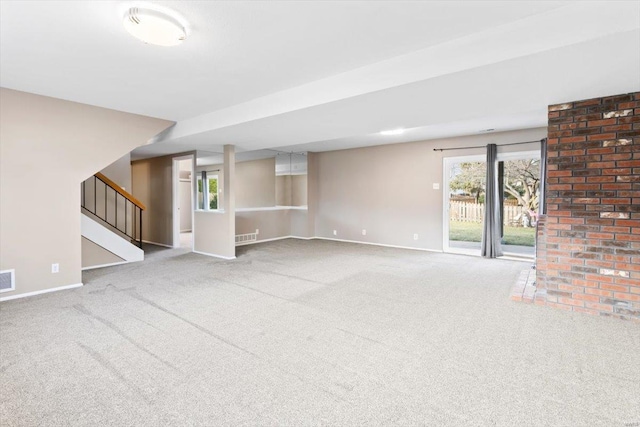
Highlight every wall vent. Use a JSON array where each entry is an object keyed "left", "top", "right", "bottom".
[
  {"left": 0, "top": 269, "right": 15, "bottom": 293},
  {"left": 235, "top": 233, "right": 257, "bottom": 245}
]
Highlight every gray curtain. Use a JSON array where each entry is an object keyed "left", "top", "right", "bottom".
[
  {"left": 538, "top": 138, "right": 548, "bottom": 215},
  {"left": 481, "top": 144, "right": 503, "bottom": 258}
]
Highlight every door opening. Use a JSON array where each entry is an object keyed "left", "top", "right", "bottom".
[{"left": 173, "top": 156, "right": 195, "bottom": 250}]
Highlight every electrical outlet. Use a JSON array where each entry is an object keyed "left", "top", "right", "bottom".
[
  {"left": 413, "top": 234, "right": 419, "bottom": 240},
  {"left": 51, "top": 263, "right": 59, "bottom": 273},
  {"left": 362, "top": 229, "right": 367, "bottom": 236},
  {"left": 255, "top": 229, "right": 259, "bottom": 235},
  {"left": 333, "top": 230, "right": 337, "bottom": 236},
  {"left": 432, "top": 183, "right": 440, "bottom": 190}
]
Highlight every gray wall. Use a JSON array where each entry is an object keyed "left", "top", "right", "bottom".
[{"left": 0, "top": 88, "right": 172, "bottom": 299}]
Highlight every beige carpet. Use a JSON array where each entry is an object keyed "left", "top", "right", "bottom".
[{"left": 1, "top": 239, "right": 639, "bottom": 426}]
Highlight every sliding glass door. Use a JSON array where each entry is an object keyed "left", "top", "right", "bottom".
[
  {"left": 498, "top": 151, "right": 540, "bottom": 257},
  {"left": 443, "top": 151, "right": 540, "bottom": 258},
  {"left": 443, "top": 155, "right": 486, "bottom": 255}
]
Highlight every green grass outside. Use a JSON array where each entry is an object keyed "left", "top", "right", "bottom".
[{"left": 449, "top": 221, "right": 535, "bottom": 246}]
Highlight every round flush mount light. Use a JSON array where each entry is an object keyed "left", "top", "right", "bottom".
[{"left": 123, "top": 7, "right": 186, "bottom": 46}]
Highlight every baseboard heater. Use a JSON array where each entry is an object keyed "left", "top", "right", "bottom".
[{"left": 235, "top": 233, "right": 257, "bottom": 245}]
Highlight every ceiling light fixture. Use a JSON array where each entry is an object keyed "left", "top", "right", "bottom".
[
  {"left": 123, "top": 7, "right": 186, "bottom": 47},
  {"left": 380, "top": 128, "right": 405, "bottom": 136}
]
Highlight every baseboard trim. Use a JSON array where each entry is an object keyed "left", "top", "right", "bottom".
[
  {"left": 235, "top": 235, "right": 311, "bottom": 246},
  {"left": 193, "top": 250, "right": 236, "bottom": 260},
  {"left": 82, "top": 260, "right": 132, "bottom": 271},
  {"left": 142, "top": 240, "right": 173, "bottom": 248},
  {"left": 312, "top": 237, "right": 442, "bottom": 253},
  {"left": 0, "top": 282, "right": 84, "bottom": 302}
]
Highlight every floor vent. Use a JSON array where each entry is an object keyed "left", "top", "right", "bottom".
[
  {"left": 235, "top": 233, "right": 257, "bottom": 245},
  {"left": 0, "top": 269, "right": 15, "bottom": 293}
]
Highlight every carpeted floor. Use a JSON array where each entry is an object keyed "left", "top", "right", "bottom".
[{"left": 1, "top": 239, "right": 639, "bottom": 426}]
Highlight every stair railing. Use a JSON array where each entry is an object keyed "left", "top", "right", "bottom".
[{"left": 81, "top": 172, "right": 145, "bottom": 248}]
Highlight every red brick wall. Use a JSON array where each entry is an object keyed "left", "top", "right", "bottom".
[{"left": 536, "top": 92, "right": 640, "bottom": 320}]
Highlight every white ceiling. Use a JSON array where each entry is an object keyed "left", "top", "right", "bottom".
[{"left": 1, "top": 1, "right": 639, "bottom": 159}]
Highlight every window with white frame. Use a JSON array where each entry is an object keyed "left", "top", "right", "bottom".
[{"left": 197, "top": 171, "right": 219, "bottom": 210}]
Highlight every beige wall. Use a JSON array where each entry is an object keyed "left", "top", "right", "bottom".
[
  {"left": 276, "top": 175, "right": 292, "bottom": 206},
  {"left": 131, "top": 154, "right": 182, "bottom": 247},
  {"left": 236, "top": 157, "right": 275, "bottom": 208},
  {"left": 236, "top": 209, "right": 291, "bottom": 240},
  {"left": 81, "top": 237, "right": 124, "bottom": 268},
  {"left": 291, "top": 175, "right": 307, "bottom": 206},
  {"left": 0, "top": 88, "right": 172, "bottom": 299},
  {"left": 194, "top": 211, "right": 235, "bottom": 257},
  {"left": 312, "top": 128, "right": 545, "bottom": 251},
  {"left": 276, "top": 174, "right": 307, "bottom": 206},
  {"left": 193, "top": 145, "right": 236, "bottom": 258},
  {"left": 198, "top": 157, "right": 276, "bottom": 209},
  {"left": 100, "top": 153, "right": 132, "bottom": 191},
  {"left": 290, "top": 209, "right": 311, "bottom": 238},
  {"left": 81, "top": 153, "right": 133, "bottom": 236}
]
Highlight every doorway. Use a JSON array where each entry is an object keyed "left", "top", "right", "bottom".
[
  {"left": 443, "top": 151, "right": 540, "bottom": 258},
  {"left": 173, "top": 155, "right": 195, "bottom": 250}
]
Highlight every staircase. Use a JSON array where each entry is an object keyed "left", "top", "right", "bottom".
[{"left": 80, "top": 173, "right": 145, "bottom": 269}]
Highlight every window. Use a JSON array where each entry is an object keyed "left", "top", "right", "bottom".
[{"left": 197, "top": 172, "right": 219, "bottom": 210}]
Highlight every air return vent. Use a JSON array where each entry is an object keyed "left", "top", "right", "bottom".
[
  {"left": 235, "top": 233, "right": 257, "bottom": 246},
  {"left": 0, "top": 269, "right": 15, "bottom": 293}
]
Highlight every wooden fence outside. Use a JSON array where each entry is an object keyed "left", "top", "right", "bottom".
[{"left": 449, "top": 200, "right": 526, "bottom": 226}]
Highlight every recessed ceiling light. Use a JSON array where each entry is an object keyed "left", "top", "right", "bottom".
[
  {"left": 380, "top": 128, "right": 405, "bottom": 136},
  {"left": 123, "top": 7, "right": 186, "bottom": 47}
]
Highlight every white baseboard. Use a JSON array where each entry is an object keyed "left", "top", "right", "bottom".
[
  {"left": 82, "top": 260, "right": 133, "bottom": 271},
  {"left": 0, "top": 282, "right": 83, "bottom": 302},
  {"left": 192, "top": 249, "right": 236, "bottom": 260},
  {"left": 312, "top": 237, "right": 442, "bottom": 253},
  {"left": 235, "top": 235, "right": 314, "bottom": 247},
  {"left": 142, "top": 240, "right": 173, "bottom": 248}
]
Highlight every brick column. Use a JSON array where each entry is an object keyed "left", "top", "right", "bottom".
[{"left": 536, "top": 92, "right": 640, "bottom": 320}]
